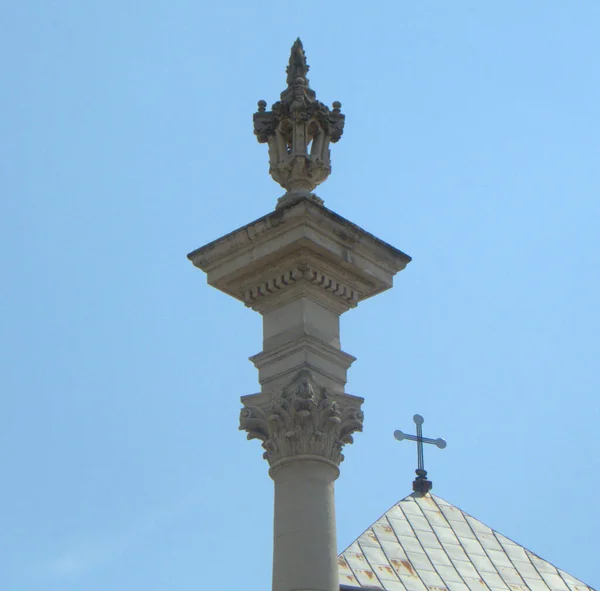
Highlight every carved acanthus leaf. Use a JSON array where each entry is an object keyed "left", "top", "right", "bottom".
[{"left": 239, "top": 370, "right": 364, "bottom": 466}]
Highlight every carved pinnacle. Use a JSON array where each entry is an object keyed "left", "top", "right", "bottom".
[
  {"left": 253, "top": 39, "right": 345, "bottom": 209},
  {"left": 286, "top": 38, "right": 310, "bottom": 88}
]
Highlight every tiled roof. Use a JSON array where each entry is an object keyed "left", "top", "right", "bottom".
[{"left": 338, "top": 493, "right": 594, "bottom": 591}]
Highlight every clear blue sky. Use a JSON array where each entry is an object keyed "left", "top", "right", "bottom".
[{"left": 2, "top": 2, "right": 599, "bottom": 590}]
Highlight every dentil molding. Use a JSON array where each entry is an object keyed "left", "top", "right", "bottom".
[{"left": 243, "top": 262, "right": 359, "bottom": 311}]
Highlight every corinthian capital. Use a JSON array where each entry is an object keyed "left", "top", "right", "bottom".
[{"left": 239, "top": 370, "right": 364, "bottom": 469}]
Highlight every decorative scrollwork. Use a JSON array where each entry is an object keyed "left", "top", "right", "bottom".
[{"left": 239, "top": 370, "right": 364, "bottom": 466}]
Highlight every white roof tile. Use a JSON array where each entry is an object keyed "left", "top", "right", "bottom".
[{"left": 339, "top": 493, "right": 595, "bottom": 591}]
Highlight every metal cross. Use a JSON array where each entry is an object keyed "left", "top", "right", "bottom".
[{"left": 394, "top": 414, "right": 446, "bottom": 493}]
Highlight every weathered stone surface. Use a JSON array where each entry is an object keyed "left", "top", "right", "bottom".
[
  {"left": 271, "top": 457, "right": 339, "bottom": 591},
  {"left": 250, "top": 334, "right": 356, "bottom": 393},
  {"left": 189, "top": 196, "right": 410, "bottom": 414},
  {"left": 187, "top": 197, "right": 411, "bottom": 313},
  {"left": 188, "top": 198, "right": 410, "bottom": 399},
  {"left": 253, "top": 39, "right": 345, "bottom": 209},
  {"left": 239, "top": 369, "right": 364, "bottom": 470}
]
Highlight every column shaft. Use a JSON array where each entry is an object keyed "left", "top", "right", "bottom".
[{"left": 272, "top": 459, "right": 339, "bottom": 591}]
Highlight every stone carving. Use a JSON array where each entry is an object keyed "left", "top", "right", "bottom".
[
  {"left": 242, "top": 263, "right": 360, "bottom": 309},
  {"left": 253, "top": 39, "right": 345, "bottom": 209},
  {"left": 239, "top": 370, "right": 364, "bottom": 467}
]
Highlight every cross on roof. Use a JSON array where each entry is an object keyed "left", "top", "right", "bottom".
[{"left": 394, "top": 414, "right": 446, "bottom": 494}]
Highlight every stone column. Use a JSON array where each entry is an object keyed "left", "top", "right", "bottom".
[
  {"left": 272, "top": 460, "right": 339, "bottom": 591},
  {"left": 241, "top": 369, "right": 363, "bottom": 591},
  {"left": 188, "top": 198, "right": 410, "bottom": 591}
]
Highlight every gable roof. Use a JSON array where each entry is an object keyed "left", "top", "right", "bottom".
[{"left": 338, "top": 492, "right": 594, "bottom": 591}]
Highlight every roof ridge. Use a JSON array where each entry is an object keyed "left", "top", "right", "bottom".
[{"left": 337, "top": 491, "right": 417, "bottom": 555}]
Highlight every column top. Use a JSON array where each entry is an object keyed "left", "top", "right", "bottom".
[{"left": 187, "top": 198, "right": 411, "bottom": 313}]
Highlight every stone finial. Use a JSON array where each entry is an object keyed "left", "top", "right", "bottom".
[
  {"left": 253, "top": 38, "right": 345, "bottom": 210},
  {"left": 284, "top": 38, "right": 311, "bottom": 91},
  {"left": 239, "top": 370, "right": 364, "bottom": 471}
]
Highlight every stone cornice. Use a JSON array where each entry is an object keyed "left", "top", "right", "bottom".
[
  {"left": 188, "top": 199, "right": 410, "bottom": 272},
  {"left": 239, "top": 370, "right": 364, "bottom": 468},
  {"left": 187, "top": 198, "right": 411, "bottom": 309}
]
